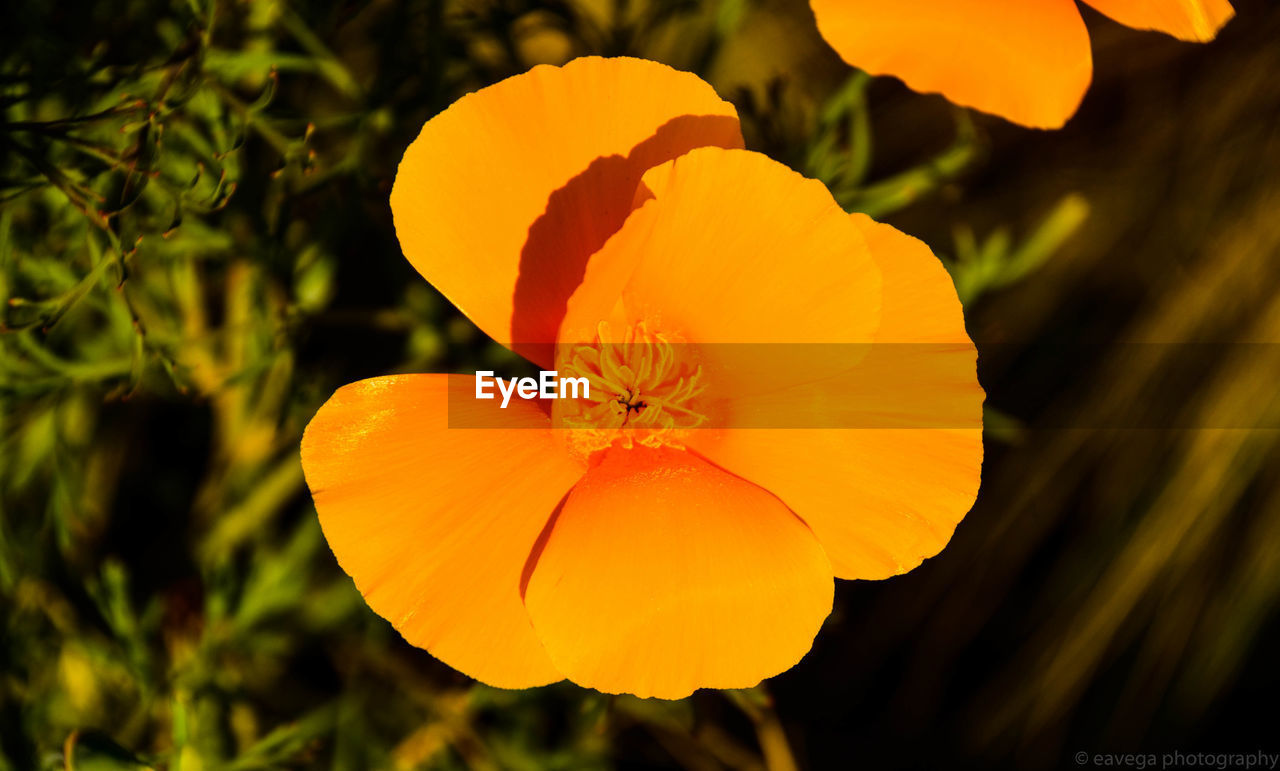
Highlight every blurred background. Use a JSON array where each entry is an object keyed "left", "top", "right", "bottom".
[{"left": 3, "top": 0, "right": 1279, "bottom": 768}]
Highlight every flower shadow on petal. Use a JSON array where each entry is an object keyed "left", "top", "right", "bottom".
[
  {"left": 518, "top": 494, "right": 567, "bottom": 601},
  {"left": 510, "top": 113, "right": 742, "bottom": 367}
]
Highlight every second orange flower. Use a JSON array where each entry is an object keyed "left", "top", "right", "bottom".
[{"left": 809, "top": 0, "right": 1234, "bottom": 128}]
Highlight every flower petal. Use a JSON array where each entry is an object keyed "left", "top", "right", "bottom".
[
  {"left": 557, "top": 146, "right": 882, "bottom": 395},
  {"left": 301, "top": 374, "right": 584, "bottom": 688},
  {"left": 390, "top": 56, "right": 742, "bottom": 367},
  {"left": 1082, "top": 0, "right": 1233, "bottom": 42},
  {"left": 849, "top": 213, "right": 971, "bottom": 345},
  {"left": 808, "top": 0, "right": 1093, "bottom": 128},
  {"left": 689, "top": 428, "right": 982, "bottom": 580},
  {"left": 523, "top": 446, "right": 833, "bottom": 699},
  {"left": 687, "top": 217, "right": 983, "bottom": 580}
]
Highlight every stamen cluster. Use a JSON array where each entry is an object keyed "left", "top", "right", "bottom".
[{"left": 556, "top": 321, "right": 707, "bottom": 458}]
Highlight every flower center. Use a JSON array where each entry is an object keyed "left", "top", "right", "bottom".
[{"left": 555, "top": 321, "right": 707, "bottom": 460}]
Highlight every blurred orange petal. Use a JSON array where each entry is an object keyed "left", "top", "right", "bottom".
[
  {"left": 809, "top": 0, "right": 1092, "bottom": 128},
  {"left": 301, "top": 374, "right": 583, "bottom": 688},
  {"left": 1082, "top": 0, "right": 1234, "bottom": 41},
  {"left": 390, "top": 56, "right": 742, "bottom": 367},
  {"left": 688, "top": 218, "right": 983, "bottom": 580},
  {"left": 523, "top": 446, "right": 833, "bottom": 699}
]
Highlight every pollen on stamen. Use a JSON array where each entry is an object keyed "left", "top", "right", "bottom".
[{"left": 553, "top": 321, "right": 708, "bottom": 460}]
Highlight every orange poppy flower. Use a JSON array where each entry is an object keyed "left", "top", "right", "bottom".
[
  {"left": 300, "top": 57, "right": 984, "bottom": 699},
  {"left": 808, "top": 0, "right": 1235, "bottom": 128}
]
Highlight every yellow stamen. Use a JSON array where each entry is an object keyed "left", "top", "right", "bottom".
[{"left": 555, "top": 321, "right": 707, "bottom": 460}]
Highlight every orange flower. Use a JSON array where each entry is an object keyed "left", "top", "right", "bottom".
[
  {"left": 808, "top": 0, "right": 1234, "bottom": 128},
  {"left": 300, "top": 57, "right": 984, "bottom": 699}
]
